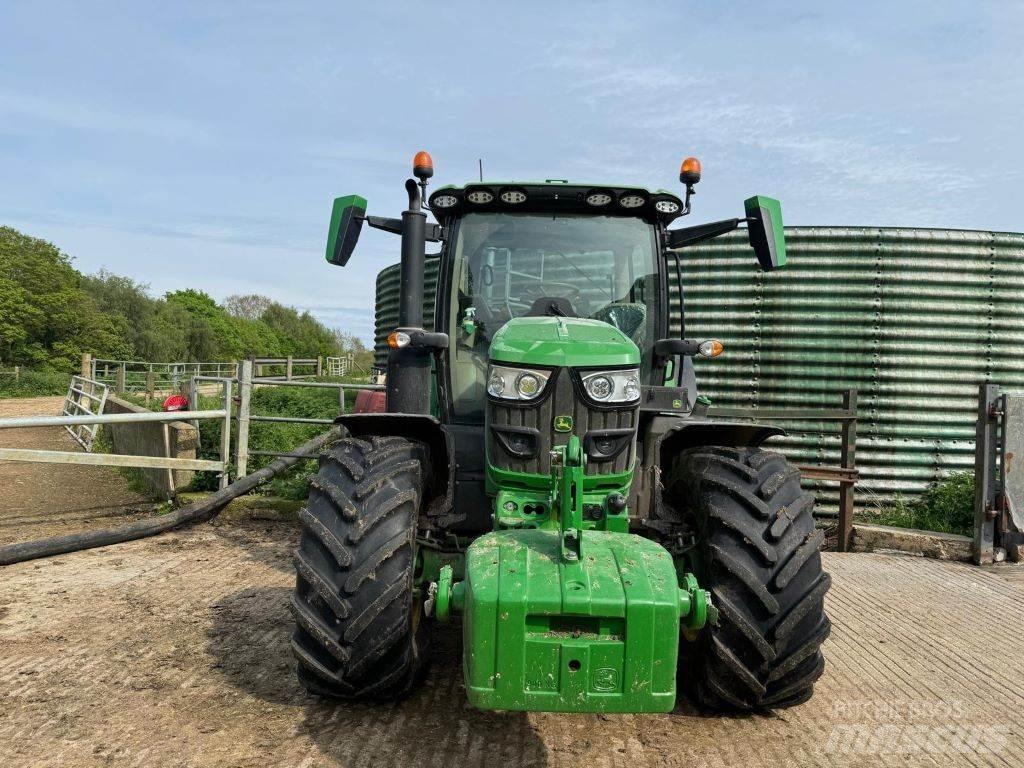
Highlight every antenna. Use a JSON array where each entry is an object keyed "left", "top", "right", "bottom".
[{"left": 478, "top": 158, "right": 483, "bottom": 182}]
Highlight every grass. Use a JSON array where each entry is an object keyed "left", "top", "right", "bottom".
[
  {"left": 857, "top": 472, "right": 975, "bottom": 536},
  {"left": 0, "top": 368, "right": 72, "bottom": 398}
]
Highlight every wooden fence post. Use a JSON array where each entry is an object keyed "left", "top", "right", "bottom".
[
  {"left": 81, "top": 353, "right": 92, "bottom": 379},
  {"left": 146, "top": 371, "right": 156, "bottom": 404},
  {"left": 838, "top": 389, "right": 858, "bottom": 552},
  {"left": 286, "top": 356, "right": 293, "bottom": 381},
  {"left": 317, "top": 356, "right": 323, "bottom": 377},
  {"left": 116, "top": 364, "right": 126, "bottom": 395}
]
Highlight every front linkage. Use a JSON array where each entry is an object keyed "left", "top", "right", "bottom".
[{"left": 431, "top": 435, "right": 711, "bottom": 713}]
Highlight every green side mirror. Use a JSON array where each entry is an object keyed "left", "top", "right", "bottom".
[
  {"left": 325, "top": 194, "right": 367, "bottom": 266},
  {"left": 744, "top": 195, "right": 786, "bottom": 271}
]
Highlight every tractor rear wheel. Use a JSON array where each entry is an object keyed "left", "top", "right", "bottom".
[
  {"left": 663, "top": 446, "right": 831, "bottom": 711},
  {"left": 290, "top": 435, "right": 430, "bottom": 700}
]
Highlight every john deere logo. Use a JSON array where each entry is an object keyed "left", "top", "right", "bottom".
[
  {"left": 553, "top": 415, "right": 573, "bottom": 432},
  {"left": 593, "top": 667, "right": 618, "bottom": 692}
]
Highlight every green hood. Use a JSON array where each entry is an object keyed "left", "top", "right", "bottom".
[{"left": 488, "top": 317, "right": 640, "bottom": 368}]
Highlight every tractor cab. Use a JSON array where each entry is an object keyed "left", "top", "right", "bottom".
[{"left": 429, "top": 183, "right": 678, "bottom": 423}]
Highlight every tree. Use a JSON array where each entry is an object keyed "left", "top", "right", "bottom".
[
  {"left": 0, "top": 227, "right": 132, "bottom": 369},
  {"left": 1, "top": 226, "right": 352, "bottom": 370},
  {"left": 224, "top": 294, "right": 273, "bottom": 320}
]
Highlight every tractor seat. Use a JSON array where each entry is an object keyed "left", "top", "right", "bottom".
[{"left": 591, "top": 303, "right": 647, "bottom": 349}]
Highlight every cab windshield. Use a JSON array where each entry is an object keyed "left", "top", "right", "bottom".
[{"left": 448, "top": 212, "right": 661, "bottom": 422}]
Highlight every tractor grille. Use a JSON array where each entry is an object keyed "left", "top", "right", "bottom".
[{"left": 487, "top": 368, "right": 638, "bottom": 477}]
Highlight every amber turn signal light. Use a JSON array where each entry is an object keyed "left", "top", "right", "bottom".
[
  {"left": 388, "top": 331, "right": 411, "bottom": 349},
  {"left": 698, "top": 339, "right": 723, "bottom": 358}
]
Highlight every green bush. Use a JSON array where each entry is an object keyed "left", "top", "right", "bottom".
[
  {"left": 862, "top": 472, "right": 975, "bottom": 536},
  {"left": 0, "top": 368, "right": 72, "bottom": 398}
]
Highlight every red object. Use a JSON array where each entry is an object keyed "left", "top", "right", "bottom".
[
  {"left": 353, "top": 390, "right": 386, "bottom": 414},
  {"left": 162, "top": 394, "right": 189, "bottom": 412}
]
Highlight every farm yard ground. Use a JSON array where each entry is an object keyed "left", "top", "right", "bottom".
[
  {"left": 0, "top": 396, "right": 156, "bottom": 546},
  {"left": 1, "top": 514, "right": 1022, "bottom": 768}
]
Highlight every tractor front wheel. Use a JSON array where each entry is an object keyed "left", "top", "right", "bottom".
[
  {"left": 290, "top": 435, "right": 430, "bottom": 700},
  {"left": 664, "top": 446, "right": 831, "bottom": 711}
]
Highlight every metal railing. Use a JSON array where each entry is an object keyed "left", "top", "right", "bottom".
[
  {"left": 0, "top": 377, "right": 233, "bottom": 488},
  {"left": 221, "top": 361, "right": 382, "bottom": 476},
  {"left": 91, "top": 358, "right": 237, "bottom": 395},
  {"left": 0, "top": 358, "right": 379, "bottom": 492},
  {"left": 326, "top": 354, "right": 357, "bottom": 377}
]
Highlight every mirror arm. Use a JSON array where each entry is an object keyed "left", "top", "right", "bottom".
[
  {"left": 365, "top": 216, "right": 403, "bottom": 235},
  {"left": 665, "top": 217, "right": 741, "bottom": 250},
  {"left": 365, "top": 215, "right": 442, "bottom": 242}
]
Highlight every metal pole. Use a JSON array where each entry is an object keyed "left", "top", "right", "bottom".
[
  {"left": 838, "top": 389, "right": 858, "bottom": 552},
  {"left": 236, "top": 360, "right": 253, "bottom": 478},
  {"left": 973, "top": 383, "right": 1000, "bottom": 565},
  {"left": 219, "top": 378, "right": 232, "bottom": 489},
  {"left": 0, "top": 410, "right": 227, "bottom": 429},
  {"left": 387, "top": 179, "right": 430, "bottom": 414}
]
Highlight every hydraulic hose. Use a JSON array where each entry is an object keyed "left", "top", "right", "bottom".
[{"left": 0, "top": 427, "right": 343, "bottom": 567}]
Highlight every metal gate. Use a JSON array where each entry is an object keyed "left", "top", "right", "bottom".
[
  {"left": 61, "top": 376, "right": 108, "bottom": 451},
  {"left": 974, "top": 383, "right": 1024, "bottom": 564}
]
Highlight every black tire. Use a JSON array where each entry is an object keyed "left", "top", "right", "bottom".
[
  {"left": 290, "top": 435, "right": 430, "bottom": 700},
  {"left": 663, "top": 446, "right": 831, "bottom": 711}
]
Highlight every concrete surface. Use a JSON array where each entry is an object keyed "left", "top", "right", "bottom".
[{"left": 1, "top": 519, "right": 1021, "bottom": 768}]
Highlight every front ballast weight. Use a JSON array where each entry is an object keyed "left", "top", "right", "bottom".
[{"left": 428, "top": 435, "right": 713, "bottom": 713}]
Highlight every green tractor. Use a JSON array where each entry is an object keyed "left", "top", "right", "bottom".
[{"left": 290, "top": 152, "right": 831, "bottom": 713}]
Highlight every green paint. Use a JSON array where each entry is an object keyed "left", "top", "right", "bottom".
[
  {"left": 553, "top": 415, "right": 573, "bottom": 432},
  {"left": 325, "top": 194, "right": 367, "bottom": 266},
  {"left": 457, "top": 528, "right": 683, "bottom": 713},
  {"left": 489, "top": 317, "right": 640, "bottom": 369},
  {"left": 744, "top": 195, "right": 787, "bottom": 269}
]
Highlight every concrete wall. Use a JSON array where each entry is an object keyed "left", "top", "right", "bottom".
[{"left": 101, "top": 396, "right": 199, "bottom": 499}]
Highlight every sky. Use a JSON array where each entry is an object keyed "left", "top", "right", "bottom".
[{"left": 1, "top": 1, "right": 1021, "bottom": 345}]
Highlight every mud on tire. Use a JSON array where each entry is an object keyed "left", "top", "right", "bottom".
[
  {"left": 290, "top": 435, "right": 430, "bottom": 700},
  {"left": 664, "top": 446, "right": 831, "bottom": 711}
]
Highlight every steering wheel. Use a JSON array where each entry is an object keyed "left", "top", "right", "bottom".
[{"left": 521, "top": 281, "right": 582, "bottom": 304}]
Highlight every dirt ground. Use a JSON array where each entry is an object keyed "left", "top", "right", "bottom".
[
  {"left": 0, "top": 396, "right": 154, "bottom": 544},
  {"left": 1, "top": 516, "right": 1021, "bottom": 768}
]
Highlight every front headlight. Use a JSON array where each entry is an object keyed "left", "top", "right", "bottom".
[
  {"left": 487, "top": 364, "right": 551, "bottom": 401},
  {"left": 581, "top": 368, "right": 640, "bottom": 404}
]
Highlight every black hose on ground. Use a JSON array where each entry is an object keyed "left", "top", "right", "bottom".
[{"left": 0, "top": 427, "right": 343, "bottom": 567}]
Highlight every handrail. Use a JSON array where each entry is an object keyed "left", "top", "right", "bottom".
[{"left": 0, "top": 409, "right": 226, "bottom": 429}]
